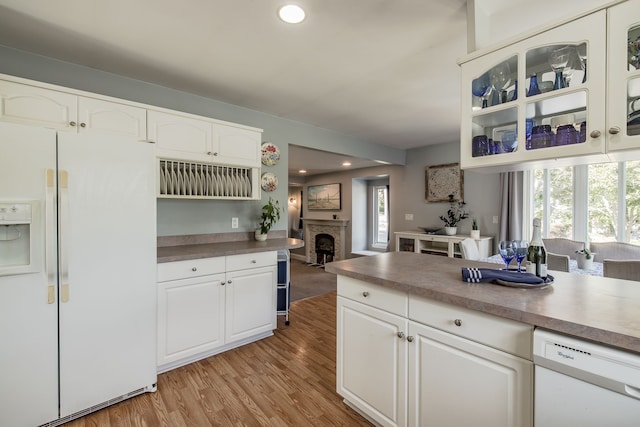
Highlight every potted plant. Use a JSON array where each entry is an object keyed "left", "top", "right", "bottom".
[
  {"left": 439, "top": 194, "right": 469, "bottom": 236},
  {"left": 575, "top": 244, "right": 596, "bottom": 270},
  {"left": 470, "top": 218, "right": 480, "bottom": 239},
  {"left": 255, "top": 197, "right": 281, "bottom": 241}
]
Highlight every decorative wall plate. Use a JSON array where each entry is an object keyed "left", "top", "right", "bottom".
[
  {"left": 261, "top": 172, "right": 278, "bottom": 192},
  {"left": 261, "top": 142, "right": 281, "bottom": 166}
]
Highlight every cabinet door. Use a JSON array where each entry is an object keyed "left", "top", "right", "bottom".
[
  {"left": 149, "top": 110, "right": 212, "bottom": 162},
  {"left": 337, "top": 297, "right": 408, "bottom": 427},
  {"left": 211, "top": 123, "right": 261, "bottom": 167},
  {"left": 225, "top": 265, "right": 276, "bottom": 343},
  {"left": 0, "top": 79, "right": 77, "bottom": 130},
  {"left": 78, "top": 97, "right": 146, "bottom": 139},
  {"left": 157, "top": 274, "right": 226, "bottom": 366},
  {"left": 607, "top": 0, "right": 640, "bottom": 154},
  {"left": 407, "top": 321, "right": 532, "bottom": 427},
  {"left": 460, "top": 11, "right": 607, "bottom": 171}
]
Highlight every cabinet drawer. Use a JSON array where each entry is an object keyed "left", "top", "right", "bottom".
[
  {"left": 337, "top": 276, "right": 408, "bottom": 316},
  {"left": 409, "top": 296, "right": 532, "bottom": 359},
  {"left": 226, "top": 251, "right": 277, "bottom": 272},
  {"left": 157, "top": 257, "right": 226, "bottom": 282}
]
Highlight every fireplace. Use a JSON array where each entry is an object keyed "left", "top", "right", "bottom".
[
  {"left": 315, "top": 233, "right": 335, "bottom": 264},
  {"left": 304, "top": 219, "right": 349, "bottom": 265}
]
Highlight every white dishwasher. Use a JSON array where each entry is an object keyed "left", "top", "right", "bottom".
[{"left": 533, "top": 328, "right": 640, "bottom": 427}]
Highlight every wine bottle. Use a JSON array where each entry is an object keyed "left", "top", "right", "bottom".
[{"left": 526, "top": 218, "right": 547, "bottom": 278}]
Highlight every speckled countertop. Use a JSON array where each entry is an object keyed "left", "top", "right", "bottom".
[
  {"left": 325, "top": 252, "right": 640, "bottom": 354},
  {"left": 157, "top": 231, "right": 304, "bottom": 263}
]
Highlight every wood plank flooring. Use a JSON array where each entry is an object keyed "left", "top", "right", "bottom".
[{"left": 65, "top": 292, "right": 371, "bottom": 427}]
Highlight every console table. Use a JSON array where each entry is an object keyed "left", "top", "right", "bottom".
[{"left": 394, "top": 231, "right": 493, "bottom": 258}]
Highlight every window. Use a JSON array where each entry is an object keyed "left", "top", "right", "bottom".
[
  {"left": 529, "top": 161, "right": 640, "bottom": 245},
  {"left": 372, "top": 185, "right": 389, "bottom": 248}
]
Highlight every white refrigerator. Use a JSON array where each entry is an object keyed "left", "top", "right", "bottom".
[{"left": 0, "top": 122, "right": 157, "bottom": 427}]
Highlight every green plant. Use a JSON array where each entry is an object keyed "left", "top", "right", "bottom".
[
  {"left": 472, "top": 218, "right": 478, "bottom": 230},
  {"left": 576, "top": 244, "right": 593, "bottom": 260},
  {"left": 439, "top": 194, "right": 469, "bottom": 227},
  {"left": 258, "top": 197, "right": 281, "bottom": 234}
]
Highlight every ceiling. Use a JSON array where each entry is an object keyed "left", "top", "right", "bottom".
[{"left": 0, "top": 0, "right": 468, "bottom": 174}]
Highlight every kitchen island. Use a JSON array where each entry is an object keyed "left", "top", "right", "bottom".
[
  {"left": 326, "top": 251, "right": 640, "bottom": 353},
  {"left": 325, "top": 251, "right": 640, "bottom": 427}
]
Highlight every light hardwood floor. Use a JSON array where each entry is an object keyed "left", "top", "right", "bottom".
[{"left": 65, "top": 292, "right": 371, "bottom": 427}]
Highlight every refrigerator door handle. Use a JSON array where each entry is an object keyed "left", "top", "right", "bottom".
[
  {"left": 45, "top": 168, "right": 56, "bottom": 304},
  {"left": 59, "top": 169, "right": 70, "bottom": 303}
]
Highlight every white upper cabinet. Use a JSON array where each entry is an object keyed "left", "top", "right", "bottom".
[
  {"left": 0, "top": 79, "right": 146, "bottom": 139},
  {"left": 459, "top": 5, "right": 631, "bottom": 171},
  {"left": 607, "top": 0, "right": 640, "bottom": 155},
  {"left": 148, "top": 110, "right": 213, "bottom": 163},
  {"left": 150, "top": 110, "right": 262, "bottom": 168},
  {"left": 0, "top": 80, "right": 77, "bottom": 130}
]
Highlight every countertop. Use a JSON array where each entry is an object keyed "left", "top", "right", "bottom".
[
  {"left": 158, "top": 238, "right": 304, "bottom": 263},
  {"left": 325, "top": 252, "right": 640, "bottom": 354}
]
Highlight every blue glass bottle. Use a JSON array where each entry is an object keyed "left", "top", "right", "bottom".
[
  {"left": 511, "top": 80, "right": 518, "bottom": 101},
  {"left": 553, "top": 70, "right": 564, "bottom": 90},
  {"left": 527, "top": 74, "right": 541, "bottom": 97}
]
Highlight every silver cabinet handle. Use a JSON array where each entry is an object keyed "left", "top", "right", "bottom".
[
  {"left": 69, "top": 121, "right": 77, "bottom": 127},
  {"left": 590, "top": 130, "right": 602, "bottom": 138},
  {"left": 192, "top": 267, "right": 197, "bottom": 271},
  {"left": 454, "top": 319, "right": 462, "bottom": 327},
  {"left": 397, "top": 332, "right": 405, "bottom": 339},
  {"left": 362, "top": 291, "right": 369, "bottom": 297},
  {"left": 407, "top": 336, "right": 414, "bottom": 343},
  {"left": 609, "top": 126, "right": 621, "bottom": 135},
  {"left": 80, "top": 122, "right": 86, "bottom": 128},
  {"left": 227, "top": 280, "right": 232, "bottom": 284}
]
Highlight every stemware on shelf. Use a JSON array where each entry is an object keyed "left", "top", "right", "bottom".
[
  {"left": 549, "top": 45, "right": 574, "bottom": 90},
  {"left": 490, "top": 62, "right": 512, "bottom": 104},
  {"left": 498, "top": 240, "right": 516, "bottom": 270},
  {"left": 472, "top": 72, "right": 491, "bottom": 108}
]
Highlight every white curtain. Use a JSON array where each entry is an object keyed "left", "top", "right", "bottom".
[{"left": 499, "top": 171, "right": 524, "bottom": 241}]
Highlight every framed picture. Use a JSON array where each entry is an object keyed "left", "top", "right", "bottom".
[
  {"left": 425, "top": 163, "right": 464, "bottom": 202},
  {"left": 307, "top": 183, "right": 341, "bottom": 210}
]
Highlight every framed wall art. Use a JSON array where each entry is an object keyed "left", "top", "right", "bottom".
[
  {"left": 307, "top": 183, "right": 341, "bottom": 210},
  {"left": 425, "top": 163, "right": 464, "bottom": 202}
]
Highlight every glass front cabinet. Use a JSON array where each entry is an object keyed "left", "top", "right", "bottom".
[{"left": 460, "top": 0, "right": 640, "bottom": 171}]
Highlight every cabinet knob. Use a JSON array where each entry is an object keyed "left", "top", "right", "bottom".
[
  {"left": 69, "top": 121, "right": 77, "bottom": 127},
  {"left": 407, "top": 336, "right": 414, "bottom": 343},
  {"left": 227, "top": 280, "right": 232, "bottom": 284},
  {"left": 590, "top": 130, "right": 602, "bottom": 138},
  {"left": 207, "top": 151, "right": 213, "bottom": 155},
  {"left": 608, "top": 126, "right": 621, "bottom": 135},
  {"left": 251, "top": 260, "right": 257, "bottom": 263},
  {"left": 397, "top": 332, "right": 405, "bottom": 339},
  {"left": 191, "top": 267, "right": 197, "bottom": 271},
  {"left": 362, "top": 291, "right": 369, "bottom": 297},
  {"left": 80, "top": 122, "right": 86, "bottom": 128},
  {"left": 454, "top": 318, "right": 462, "bottom": 327},
  {"left": 213, "top": 152, "right": 219, "bottom": 156}
]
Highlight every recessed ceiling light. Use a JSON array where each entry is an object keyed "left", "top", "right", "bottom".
[
  {"left": 299, "top": 169, "right": 307, "bottom": 174},
  {"left": 278, "top": 4, "right": 306, "bottom": 24},
  {"left": 342, "top": 161, "right": 352, "bottom": 167}
]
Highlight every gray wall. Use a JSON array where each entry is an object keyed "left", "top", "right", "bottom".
[{"left": 0, "top": 44, "right": 405, "bottom": 236}]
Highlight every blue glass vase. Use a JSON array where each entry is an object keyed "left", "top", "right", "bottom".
[{"left": 527, "top": 74, "right": 541, "bottom": 97}]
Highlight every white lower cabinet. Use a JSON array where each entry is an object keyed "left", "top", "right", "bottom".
[
  {"left": 336, "top": 276, "right": 533, "bottom": 427},
  {"left": 157, "top": 252, "right": 277, "bottom": 372},
  {"left": 407, "top": 321, "right": 532, "bottom": 427}
]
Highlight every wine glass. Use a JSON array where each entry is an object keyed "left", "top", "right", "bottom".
[
  {"left": 490, "top": 62, "right": 511, "bottom": 104},
  {"left": 513, "top": 240, "right": 529, "bottom": 272},
  {"left": 498, "top": 240, "right": 515, "bottom": 270},
  {"left": 549, "top": 45, "right": 574, "bottom": 90},
  {"left": 472, "top": 72, "right": 491, "bottom": 108},
  {"left": 576, "top": 43, "right": 587, "bottom": 83}
]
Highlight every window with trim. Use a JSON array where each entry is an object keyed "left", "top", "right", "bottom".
[
  {"left": 529, "top": 161, "right": 640, "bottom": 245},
  {"left": 372, "top": 185, "right": 389, "bottom": 248}
]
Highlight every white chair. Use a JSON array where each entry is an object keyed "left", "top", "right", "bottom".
[
  {"left": 603, "top": 259, "right": 640, "bottom": 281},
  {"left": 460, "top": 238, "right": 480, "bottom": 260},
  {"left": 547, "top": 252, "right": 570, "bottom": 272}
]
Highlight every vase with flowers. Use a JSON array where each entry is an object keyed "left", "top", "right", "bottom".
[{"left": 439, "top": 194, "right": 469, "bottom": 236}]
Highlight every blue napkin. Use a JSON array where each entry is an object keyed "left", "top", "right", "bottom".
[{"left": 461, "top": 268, "right": 544, "bottom": 284}]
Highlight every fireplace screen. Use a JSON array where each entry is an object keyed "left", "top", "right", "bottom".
[{"left": 315, "top": 233, "right": 335, "bottom": 265}]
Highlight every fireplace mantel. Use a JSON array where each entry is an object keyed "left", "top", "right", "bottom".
[{"left": 304, "top": 219, "right": 350, "bottom": 264}]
